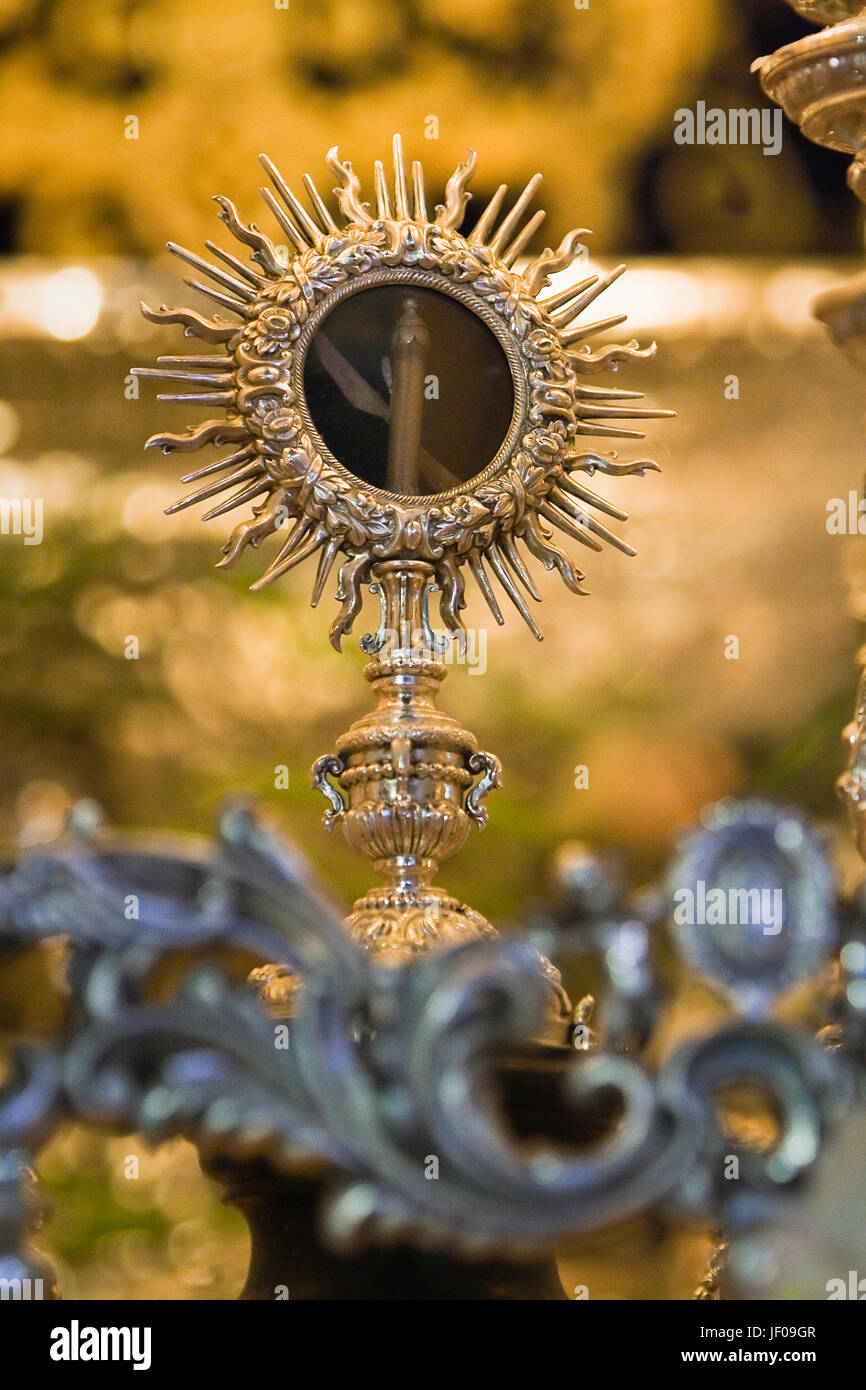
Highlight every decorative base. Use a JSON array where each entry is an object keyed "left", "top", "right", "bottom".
[
  {"left": 345, "top": 885, "right": 494, "bottom": 957},
  {"left": 225, "top": 1169, "right": 566, "bottom": 1300}
]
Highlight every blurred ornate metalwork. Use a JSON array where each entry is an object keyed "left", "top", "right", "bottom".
[
  {"left": 0, "top": 794, "right": 857, "bottom": 1296},
  {"left": 756, "top": 1, "right": 866, "bottom": 202},
  {"left": 667, "top": 800, "right": 837, "bottom": 1017}
]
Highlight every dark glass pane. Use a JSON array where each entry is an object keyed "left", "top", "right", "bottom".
[{"left": 303, "top": 284, "right": 514, "bottom": 495}]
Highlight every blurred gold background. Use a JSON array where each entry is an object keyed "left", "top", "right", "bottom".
[{"left": 1, "top": 0, "right": 864, "bottom": 1298}]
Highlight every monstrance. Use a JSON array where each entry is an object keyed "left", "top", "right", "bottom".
[{"left": 134, "top": 134, "right": 671, "bottom": 977}]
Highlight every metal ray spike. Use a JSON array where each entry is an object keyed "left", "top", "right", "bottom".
[
  {"left": 155, "top": 383, "right": 235, "bottom": 403},
  {"left": 373, "top": 160, "right": 391, "bottom": 219},
  {"left": 562, "top": 313, "right": 629, "bottom": 345},
  {"left": 578, "top": 511, "right": 635, "bottom": 556},
  {"left": 180, "top": 447, "right": 257, "bottom": 485},
  {"left": 576, "top": 423, "right": 647, "bottom": 439},
  {"left": 166, "top": 462, "right": 263, "bottom": 514},
  {"left": 468, "top": 184, "right": 507, "bottom": 246},
  {"left": 182, "top": 277, "right": 250, "bottom": 317},
  {"left": 310, "top": 537, "right": 341, "bottom": 607},
  {"left": 538, "top": 502, "right": 604, "bottom": 551},
  {"left": 578, "top": 404, "right": 674, "bottom": 421},
  {"left": 412, "top": 161, "right": 427, "bottom": 222},
  {"left": 500, "top": 533, "right": 541, "bottom": 600},
  {"left": 167, "top": 243, "right": 256, "bottom": 301},
  {"left": 468, "top": 552, "right": 504, "bottom": 625},
  {"left": 555, "top": 476, "right": 629, "bottom": 522},
  {"left": 133, "top": 367, "right": 233, "bottom": 386},
  {"left": 202, "top": 479, "right": 272, "bottom": 522},
  {"left": 250, "top": 529, "right": 328, "bottom": 590},
  {"left": 392, "top": 134, "right": 410, "bottom": 220},
  {"left": 260, "top": 188, "right": 307, "bottom": 252},
  {"left": 302, "top": 174, "right": 338, "bottom": 233},
  {"left": 501, "top": 210, "right": 546, "bottom": 268},
  {"left": 157, "top": 390, "right": 235, "bottom": 406},
  {"left": 576, "top": 384, "right": 646, "bottom": 400},
  {"left": 488, "top": 173, "right": 543, "bottom": 257},
  {"left": 486, "top": 543, "right": 543, "bottom": 639},
  {"left": 270, "top": 515, "right": 316, "bottom": 563},
  {"left": 240, "top": 516, "right": 315, "bottom": 578},
  {"left": 539, "top": 274, "right": 598, "bottom": 313},
  {"left": 549, "top": 486, "right": 636, "bottom": 554},
  {"left": 156, "top": 354, "right": 234, "bottom": 369},
  {"left": 552, "top": 264, "right": 627, "bottom": 326},
  {"left": 259, "top": 154, "right": 320, "bottom": 243},
  {"left": 204, "top": 240, "right": 266, "bottom": 288}
]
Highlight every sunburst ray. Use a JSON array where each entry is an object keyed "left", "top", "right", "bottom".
[
  {"left": 467, "top": 552, "right": 504, "bottom": 627},
  {"left": 434, "top": 149, "right": 477, "bottom": 230},
  {"left": 519, "top": 514, "right": 588, "bottom": 595},
  {"left": 538, "top": 502, "right": 604, "bottom": 552},
  {"left": 260, "top": 154, "right": 320, "bottom": 245},
  {"left": 165, "top": 460, "right": 263, "bottom": 514},
  {"left": 562, "top": 313, "right": 628, "bottom": 345},
  {"left": 213, "top": 196, "right": 286, "bottom": 278},
  {"left": 181, "top": 277, "right": 251, "bottom": 317},
  {"left": 487, "top": 175, "right": 543, "bottom": 255},
  {"left": 501, "top": 209, "right": 546, "bottom": 268},
  {"left": 485, "top": 542, "right": 543, "bottom": 640},
  {"left": 251, "top": 526, "right": 329, "bottom": 591},
  {"left": 140, "top": 302, "right": 238, "bottom": 344},
  {"left": 468, "top": 185, "right": 507, "bottom": 246},
  {"left": 204, "top": 240, "right": 267, "bottom": 289},
  {"left": 259, "top": 187, "right": 307, "bottom": 252},
  {"left": 547, "top": 487, "right": 635, "bottom": 556},
  {"left": 302, "top": 174, "right": 338, "bottom": 233},
  {"left": 180, "top": 446, "right": 258, "bottom": 485},
  {"left": 557, "top": 474, "right": 629, "bottom": 521},
  {"left": 145, "top": 419, "right": 247, "bottom": 453},
  {"left": 411, "top": 161, "right": 427, "bottom": 222},
  {"left": 167, "top": 242, "right": 258, "bottom": 301},
  {"left": 392, "top": 134, "right": 410, "bottom": 221},
  {"left": 373, "top": 160, "right": 392, "bottom": 220}
]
